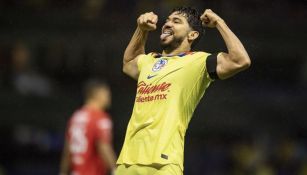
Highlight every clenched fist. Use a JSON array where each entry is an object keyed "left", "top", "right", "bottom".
[
  {"left": 200, "top": 9, "right": 224, "bottom": 28},
  {"left": 137, "top": 12, "right": 158, "bottom": 31}
]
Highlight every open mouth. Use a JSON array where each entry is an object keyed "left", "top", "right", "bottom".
[{"left": 160, "top": 29, "right": 173, "bottom": 40}]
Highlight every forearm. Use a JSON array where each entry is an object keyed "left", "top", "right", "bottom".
[
  {"left": 104, "top": 147, "right": 117, "bottom": 170},
  {"left": 59, "top": 145, "right": 70, "bottom": 175},
  {"left": 59, "top": 162, "right": 70, "bottom": 174},
  {"left": 123, "top": 27, "right": 148, "bottom": 64},
  {"left": 98, "top": 143, "right": 117, "bottom": 170},
  {"left": 216, "top": 20, "right": 250, "bottom": 64}
]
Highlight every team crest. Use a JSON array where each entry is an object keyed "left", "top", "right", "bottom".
[{"left": 152, "top": 59, "right": 168, "bottom": 72}]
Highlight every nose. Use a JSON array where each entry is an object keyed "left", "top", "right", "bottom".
[
  {"left": 162, "top": 21, "right": 172, "bottom": 30},
  {"left": 164, "top": 20, "right": 173, "bottom": 27}
]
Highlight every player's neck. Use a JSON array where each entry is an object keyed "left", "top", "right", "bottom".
[{"left": 84, "top": 101, "right": 103, "bottom": 111}]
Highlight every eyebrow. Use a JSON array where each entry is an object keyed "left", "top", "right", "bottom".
[{"left": 166, "top": 16, "right": 183, "bottom": 22}]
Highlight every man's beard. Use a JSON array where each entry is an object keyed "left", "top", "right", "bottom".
[{"left": 160, "top": 36, "right": 184, "bottom": 53}]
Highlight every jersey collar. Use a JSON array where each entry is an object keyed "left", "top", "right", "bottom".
[{"left": 153, "top": 51, "right": 194, "bottom": 58}]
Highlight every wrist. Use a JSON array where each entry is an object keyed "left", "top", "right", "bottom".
[
  {"left": 215, "top": 19, "right": 226, "bottom": 28},
  {"left": 136, "top": 26, "right": 150, "bottom": 34}
]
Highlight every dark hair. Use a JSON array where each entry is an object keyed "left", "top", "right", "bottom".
[
  {"left": 83, "top": 79, "right": 109, "bottom": 100},
  {"left": 170, "top": 7, "right": 204, "bottom": 48}
]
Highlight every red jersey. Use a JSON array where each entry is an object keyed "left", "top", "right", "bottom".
[{"left": 66, "top": 107, "right": 112, "bottom": 175}]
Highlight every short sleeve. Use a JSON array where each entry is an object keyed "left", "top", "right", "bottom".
[
  {"left": 95, "top": 117, "right": 113, "bottom": 144},
  {"left": 136, "top": 54, "right": 148, "bottom": 72},
  {"left": 137, "top": 53, "right": 157, "bottom": 72}
]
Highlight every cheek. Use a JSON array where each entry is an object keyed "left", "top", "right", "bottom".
[{"left": 174, "top": 26, "right": 189, "bottom": 38}]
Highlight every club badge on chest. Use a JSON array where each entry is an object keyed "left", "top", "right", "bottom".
[{"left": 152, "top": 59, "right": 168, "bottom": 72}]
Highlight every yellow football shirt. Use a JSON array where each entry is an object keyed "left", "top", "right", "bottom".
[{"left": 117, "top": 51, "right": 213, "bottom": 171}]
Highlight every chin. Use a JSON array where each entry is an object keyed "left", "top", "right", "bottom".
[{"left": 160, "top": 40, "right": 172, "bottom": 49}]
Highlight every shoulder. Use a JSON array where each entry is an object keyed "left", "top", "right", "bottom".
[
  {"left": 183, "top": 52, "right": 212, "bottom": 63},
  {"left": 100, "top": 111, "right": 111, "bottom": 119},
  {"left": 191, "top": 51, "right": 211, "bottom": 58},
  {"left": 97, "top": 116, "right": 112, "bottom": 130},
  {"left": 71, "top": 108, "right": 90, "bottom": 122},
  {"left": 137, "top": 52, "right": 158, "bottom": 69},
  {"left": 139, "top": 52, "right": 159, "bottom": 60}
]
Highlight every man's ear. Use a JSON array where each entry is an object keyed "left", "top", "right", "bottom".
[{"left": 188, "top": 31, "right": 199, "bottom": 42}]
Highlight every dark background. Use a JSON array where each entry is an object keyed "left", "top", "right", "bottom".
[{"left": 0, "top": 0, "right": 306, "bottom": 174}]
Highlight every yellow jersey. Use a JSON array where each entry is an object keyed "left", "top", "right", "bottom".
[{"left": 117, "top": 51, "right": 213, "bottom": 171}]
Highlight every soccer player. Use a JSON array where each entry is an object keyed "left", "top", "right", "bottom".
[
  {"left": 116, "top": 7, "right": 251, "bottom": 175},
  {"left": 60, "top": 80, "right": 117, "bottom": 175}
]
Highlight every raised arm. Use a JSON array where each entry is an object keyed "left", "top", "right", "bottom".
[
  {"left": 201, "top": 9, "right": 251, "bottom": 80},
  {"left": 123, "top": 12, "right": 158, "bottom": 80}
]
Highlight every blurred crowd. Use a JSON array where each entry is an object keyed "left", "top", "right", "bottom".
[
  {"left": 185, "top": 136, "right": 307, "bottom": 175},
  {"left": 0, "top": 39, "right": 97, "bottom": 97},
  {"left": 0, "top": 41, "right": 53, "bottom": 96}
]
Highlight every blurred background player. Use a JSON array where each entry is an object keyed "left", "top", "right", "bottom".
[{"left": 59, "top": 80, "right": 117, "bottom": 175}]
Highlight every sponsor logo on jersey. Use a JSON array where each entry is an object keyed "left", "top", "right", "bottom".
[
  {"left": 137, "top": 81, "right": 171, "bottom": 94},
  {"left": 136, "top": 81, "right": 171, "bottom": 103}
]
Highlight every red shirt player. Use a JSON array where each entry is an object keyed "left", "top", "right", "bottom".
[{"left": 60, "top": 80, "right": 117, "bottom": 175}]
